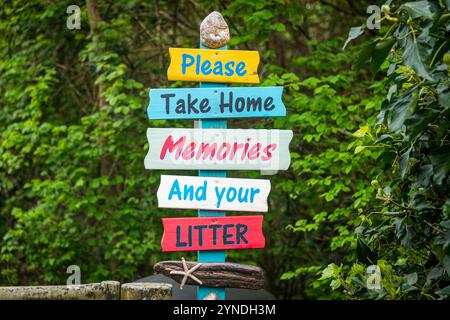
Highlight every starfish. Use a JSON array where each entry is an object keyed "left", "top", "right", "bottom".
[{"left": 170, "top": 257, "right": 203, "bottom": 289}]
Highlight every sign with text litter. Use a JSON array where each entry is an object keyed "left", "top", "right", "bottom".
[{"left": 161, "top": 215, "right": 265, "bottom": 252}]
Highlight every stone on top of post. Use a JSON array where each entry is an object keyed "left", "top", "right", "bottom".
[{"left": 200, "top": 11, "right": 230, "bottom": 49}]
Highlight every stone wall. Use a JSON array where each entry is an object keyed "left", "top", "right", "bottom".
[{"left": 0, "top": 281, "right": 172, "bottom": 300}]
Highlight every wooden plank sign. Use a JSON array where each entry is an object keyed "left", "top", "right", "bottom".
[
  {"left": 167, "top": 48, "right": 260, "bottom": 83},
  {"left": 147, "top": 86, "right": 286, "bottom": 120},
  {"left": 157, "top": 175, "right": 270, "bottom": 212},
  {"left": 154, "top": 260, "right": 265, "bottom": 289},
  {"left": 161, "top": 215, "right": 265, "bottom": 252},
  {"left": 144, "top": 128, "right": 293, "bottom": 171}
]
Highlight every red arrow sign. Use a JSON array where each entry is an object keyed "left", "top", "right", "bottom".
[{"left": 161, "top": 215, "right": 265, "bottom": 252}]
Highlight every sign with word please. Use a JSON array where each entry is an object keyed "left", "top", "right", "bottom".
[
  {"left": 157, "top": 175, "right": 270, "bottom": 212},
  {"left": 161, "top": 215, "right": 265, "bottom": 252},
  {"left": 167, "top": 48, "right": 260, "bottom": 83},
  {"left": 144, "top": 128, "right": 293, "bottom": 171},
  {"left": 147, "top": 87, "right": 286, "bottom": 120}
]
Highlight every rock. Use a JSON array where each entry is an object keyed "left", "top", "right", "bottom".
[
  {"left": 0, "top": 281, "right": 120, "bottom": 300},
  {"left": 200, "top": 11, "right": 230, "bottom": 48},
  {"left": 120, "top": 282, "right": 172, "bottom": 300}
]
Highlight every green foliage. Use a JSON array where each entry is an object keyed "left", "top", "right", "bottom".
[
  {"left": 0, "top": 0, "right": 165, "bottom": 284},
  {"left": 321, "top": 0, "right": 450, "bottom": 299},
  {"left": 269, "top": 39, "right": 385, "bottom": 299}
]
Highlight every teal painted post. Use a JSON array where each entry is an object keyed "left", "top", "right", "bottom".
[{"left": 197, "top": 43, "right": 227, "bottom": 300}]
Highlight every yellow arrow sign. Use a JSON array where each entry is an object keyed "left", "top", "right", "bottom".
[{"left": 167, "top": 48, "right": 260, "bottom": 84}]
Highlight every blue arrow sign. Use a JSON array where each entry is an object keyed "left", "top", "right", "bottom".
[{"left": 147, "top": 86, "right": 286, "bottom": 120}]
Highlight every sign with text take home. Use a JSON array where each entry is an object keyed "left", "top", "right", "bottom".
[
  {"left": 147, "top": 87, "right": 286, "bottom": 120},
  {"left": 167, "top": 48, "right": 260, "bottom": 83},
  {"left": 157, "top": 175, "right": 271, "bottom": 212},
  {"left": 144, "top": 128, "right": 293, "bottom": 171},
  {"left": 161, "top": 215, "right": 265, "bottom": 252}
]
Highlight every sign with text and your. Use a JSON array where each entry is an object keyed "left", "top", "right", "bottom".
[
  {"left": 167, "top": 48, "right": 260, "bottom": 83},
  {"left": 144, "top": 128, "right": 293, "bottom": 171},
  {"left": 161, "top": 215, "right": 265, "bottom": 252},
  {"left": 157, "top": 175, "right": 270, "bottom": 212},
  {"left": 148, "top": 87, "right": 286, "bottom": 120}
]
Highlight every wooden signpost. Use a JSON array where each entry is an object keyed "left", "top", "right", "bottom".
[
  {"left": 145, "top": 11, "right": 293, "bottom": 300},
  {"left": 157, "top": 175, "right": 271, "bottom": 212},
  {"left": 148, "top": 86, "right": 286, "bottom": 120},
  {"left": 167, "top": 48, "right": 260, "bottom": 83},
  {"left": 144, "top": 128, "right": 293, "bottom": 171},
  {"left": 161, "top": 215, "right": 265, "bottom": 252},
  {"left": 154, "top": 261, "right": 265, "bottom": 290}
]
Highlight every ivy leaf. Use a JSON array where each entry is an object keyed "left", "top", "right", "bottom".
[
  {"left": 343, "top": 26, "right": 364, "bottom": 50},
  {"left": 436, "top": 222, "right": 450, "bottom": 250},
  {"left": 427, "top": 266, "right": 443, "bottom": 280},
  {"left": 444, "top": 200, "right": 450, "bottom": 217},
  {"left": 394, "top": 217, "right": 415, "bottom": 248},
  {"left": 371, "top": 37, "right": 396, "bottom": 75},
  {"left": 387, "top": 84, "right": 397, "bottom": 101},
  {"left": 414, "top": 164, "right": 433, "bottom": 187},
  {"left": 356, "top": 237, "right": 377, "bottom": 265},
  {"left": 404, "top": 272, "right": 418, "bottom": 286},
  {"left": 399, "top": 147, "right": 413, "bottom": 179},
  {"left": 400, "top": 1, "right": 434, "bottom": 20},
  {"left": 435, "top": 285, "right": 450, "bottom": 299},
  {"left": 444, "top": 255, "right": 450, "bottom": 277},
  {"left": 431, "top": 145, "right": 450, "bottom": 185},
  {"left": 437, "top": 83, "right": 450, "bottom": 109},
  {"left": 355, "top": 39, "right": 378, "bottom": 70},
  {"left": 387, "top": 93, "right": 415, "bottom": 132},
  {"left": 402, "top": 36, "right": 434, "bottom": 81},
  {"left": 404, "top": 108, "right": 439, "bottom": 138}
]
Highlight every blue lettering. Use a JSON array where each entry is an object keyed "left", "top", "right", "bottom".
[
  {"left": 195, "top": 54, "right": 201, "bottom": 75},
  {"left": 195, "top": 181, "right": 207, "bottom": 201},
  {"left": 215, "top": 187, "right": 226, "bottom": 208},
  {"left": 236, "top": 62, "right": 247, "bottom": 76},
  {"left": 225, "top": 61, "right": 235, "bottom": 76},
  {"left": 249, "top": 188, "right": 260, "bottom": 203},
  {"left": 181, "top": 54, "right": 195, "bottom": 75},
  {"left": 237, "top": 187, "right": 249, "bottom": 203},
  {"left": 183, "top": 184, "right": 194, "bottom": 201},
  {"left": 168, "top": 179, "right": 182, "bottom": 200},
  {"left": 201, "top": 60, "right": 212, "bottom": 75},
  {"left": 213, "top": 61, "right": 223, "bottom": 75},
  {"left": 226, "top": 187, "right": 237, "bottom": 202},
  {"left": 180, "top": 55, "right": 248, "bottom": 78}
]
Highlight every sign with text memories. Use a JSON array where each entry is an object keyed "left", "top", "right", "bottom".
[
  {"left": 144, "top": 128, "right": 293, "bottom": 171},
  {"left": 161, "top": 215, "right": 265, "bottom": 252},
  {"left": 157, "top": 175, "right": 271, "bottom": 212},
  {"left": 167, "top": 48, "right": 260, "bottom": 83},
  {"left": 147, "top": 87, "right": 286, "bottom": 120}
]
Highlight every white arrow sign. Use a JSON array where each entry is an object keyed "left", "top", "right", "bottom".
[
  {"left": 157, "top": 175, "right": 271, "bottom": 212},
  {"left": 144, "top": 128, "right": 293, "bottom": 172}
]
